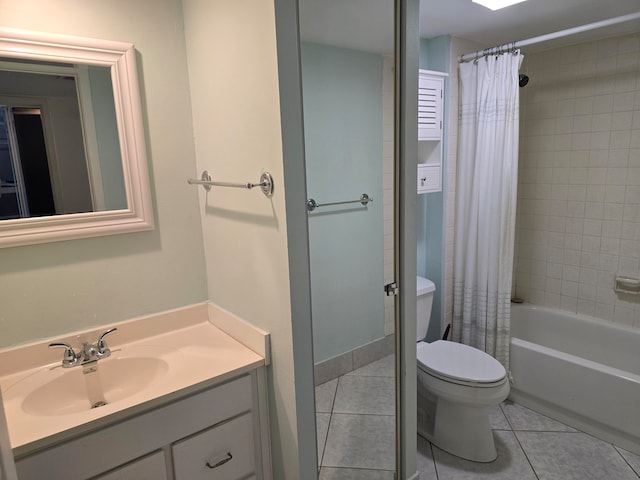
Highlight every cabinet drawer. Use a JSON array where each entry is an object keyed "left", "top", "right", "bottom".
[
  {"left": 92, "top": 451, "right": 167, "bottom": 480},
  {"left": 172, "top": 412, "right": 255, "bottom": 480}
]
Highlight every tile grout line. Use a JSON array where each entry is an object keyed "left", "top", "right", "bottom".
[
  {"left": 613, "top": 445, "right": 640, "bottom": 479},
  {"left": 324, "top": 377, "right": 343, "bottom": 467},
  {"left": 499, "top": 403, "right": 541, "bottom": 480},
  {"left": 429, "top": 441, "right": 440, "bottom": 480},
  {"left": 319, "top": 378, "right": 341, "bottom": 469}
]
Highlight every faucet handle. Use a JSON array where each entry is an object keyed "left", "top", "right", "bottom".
[
  {"left": 49, "top": 342, "right": 79, "bottom": 367},
  {"left": 97, "top": 327, "right": 118, "bottom": 355}
]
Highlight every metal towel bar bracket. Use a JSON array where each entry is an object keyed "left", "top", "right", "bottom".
[
  {"left": 306, "top": 193, "right": 372, "bottom": 212},
  {"left": 188, "top": 170, "right": 274, "bottom": 197}
]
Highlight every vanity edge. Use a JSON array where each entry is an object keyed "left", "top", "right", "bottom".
[{"left": 0, "top": 302, "right": 270, "bottom": 457}]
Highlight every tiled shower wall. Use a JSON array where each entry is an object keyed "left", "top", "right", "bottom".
[{"left": 514, "top": 32, "right": 640, "bottom": 328}]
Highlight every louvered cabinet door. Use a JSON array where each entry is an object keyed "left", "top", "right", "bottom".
[{"left": 418, "top": 72, "right": 443, "bottom": 141}]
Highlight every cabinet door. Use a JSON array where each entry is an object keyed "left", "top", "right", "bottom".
[
  {"left": 92, "top": 451, "right": 167, "bottom": 480},
  {"left": 418, "top": 74, "right": 443, "bottom": 141},
  {"left": 0, "top": 392, "right": 17, "bottom": 480},
  {"left": 417, "top": 164, "right": 441, "bottom": 193},
  {"left": 172, "top": 413, "right": 255, "bottom": 480}
]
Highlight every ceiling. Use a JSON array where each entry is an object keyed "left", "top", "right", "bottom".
[
  {"left": 298, "top": 0, "right": 640, "bottom": 54},
  {"left": 421, "top": 0, "right": 640, "bottom": 51}
]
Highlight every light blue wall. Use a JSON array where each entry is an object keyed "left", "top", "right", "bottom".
[
  {"left": 418, "top": 35, "right": 450, "bottom": 341},
  {"left": 0, "top": 0, "right": 208, "bottom": 349},
  {"left": 301, "top": 42, "right": 385, "bottom": 363},
  {"left": 88, "top": 66, "right": 126, "bottom": 210}
]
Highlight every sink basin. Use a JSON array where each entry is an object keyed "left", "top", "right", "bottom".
[{"left": 6, "top": 351, "right": 170, "bottom": 417}]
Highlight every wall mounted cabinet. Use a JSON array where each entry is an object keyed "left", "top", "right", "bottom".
[
  {"left": 418, "top": 69, "right": 447, "bottom": 194},
  {"left": 418, "top": 70, "right": 444, "bottom": 141}
]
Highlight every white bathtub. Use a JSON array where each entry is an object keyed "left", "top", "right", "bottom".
[{"left": 510, "top": 303, "right": 640, "bottom": 455}]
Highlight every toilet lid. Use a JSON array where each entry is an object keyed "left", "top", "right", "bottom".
[{"left": 417, "top": 340, "right": 506, "bottom": 384}]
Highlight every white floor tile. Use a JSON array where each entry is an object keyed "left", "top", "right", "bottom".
[{"left": 516, "top": 431, "right": 639, "bottom": 480}]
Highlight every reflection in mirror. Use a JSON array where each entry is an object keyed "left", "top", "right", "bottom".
[
  {"left": 0, "top": 62, "right": 126, "bottom": 220},
  {"left": 298, "top": 0, "right": 397, "bottom": 475},
  {"left": 0, "top": 28, "right": 153, "bottom": 247}
]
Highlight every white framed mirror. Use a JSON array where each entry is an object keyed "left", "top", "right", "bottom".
[{"left": 0, "top": 28, "right": 153, "bottom": 247}]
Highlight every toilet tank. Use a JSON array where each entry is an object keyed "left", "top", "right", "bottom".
[{"left": 416, "top": 276, "right": 436, "bottom": 341}]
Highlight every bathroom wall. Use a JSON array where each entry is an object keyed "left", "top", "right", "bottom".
[
  {"left": 181, "top": 0, "right": 315, "bottom": 477},
  {"left": 300, "top": 42, "right": 385, "bottom": 363},
  {"left": 418, "top": 36, "right": 450, "bottom": 341},
  {"left": 0, "top": 1, "right": 315, "bottom": 478},
  {"left": 515, "top": 32, "right": 640, "bottom": 328},
  {"left": 0, "top": 0, "right": 208, "bottom": 347}
]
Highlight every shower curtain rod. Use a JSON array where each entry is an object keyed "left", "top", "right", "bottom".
[{"left": 459, "top": 11, "right": 640, "bottom": 63}]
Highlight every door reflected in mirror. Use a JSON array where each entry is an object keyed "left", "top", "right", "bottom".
[
  {"left": 298, "top": 0, "right": 397, "bottom": 475},
  {"left": 0, "top": 63, "right": 126, "bottom": 220},
  {"left": 0, "top": 28, "right": 153, "bottom": 247}
]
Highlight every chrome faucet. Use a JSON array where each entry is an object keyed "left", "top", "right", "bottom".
[{"left": 49, "top": 328, "right": 118, "bottom": 368}]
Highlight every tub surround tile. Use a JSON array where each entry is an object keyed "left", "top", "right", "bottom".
[
  {"left": 316, "top": 413, "right": 331, "bottom": 465},
  {"left": 501, "top": 401, "right": 577, "bottom": 432},
  {"left": 322, "top": 413, "right": 395, "bottom": 470},
  {"left": 319, "top": 467, "right": 395, "bottom": 479},
  {"left": 616, "top": 447, "right": 640, "bottom": 476},
  {"left": 315, "top": 379, "right": 338, "bottom": 413},
  {"left": 516, "top": 431, "right": 639, "bottom": 480},
  {"left": 515, "top": 32, "right": 640, "bottom": 329},
  {"left": 332, "top": 376, "right": 395, "bottom": 416},
  {"left": 432, "top": 430, "right": 537, "bottom": 480}
]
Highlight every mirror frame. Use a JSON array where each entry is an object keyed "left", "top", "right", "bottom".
[{"left": 0, "top": 28, "right": 153, "bottom": 248}]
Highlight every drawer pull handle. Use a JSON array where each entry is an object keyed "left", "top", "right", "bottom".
[{"left": 206, "top": 452, "right": 233, "bottom": 469}]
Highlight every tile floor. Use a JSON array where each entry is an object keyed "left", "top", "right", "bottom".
[{"left": 315, "top": 354, "right": 640, "bottom": 480}]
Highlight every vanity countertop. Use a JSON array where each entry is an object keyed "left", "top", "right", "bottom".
[{"left": 0, "top": 302, "right": 269, "bottom": 457}]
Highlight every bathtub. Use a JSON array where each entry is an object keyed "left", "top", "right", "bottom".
[{"left": 510, "top": 303, "right": 640, "bottom": 455}]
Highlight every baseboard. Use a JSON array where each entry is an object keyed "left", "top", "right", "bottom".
[{"left": 314, "top": 334, "right": 395, "bottom": 386}]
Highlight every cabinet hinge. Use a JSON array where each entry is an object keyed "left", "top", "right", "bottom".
[{"left": 384, "top": 282, "right": 399, "bottom": 296}]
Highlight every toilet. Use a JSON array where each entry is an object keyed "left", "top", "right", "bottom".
[{"left": 416, "top": 276, "right": 509, "bottom": 462}]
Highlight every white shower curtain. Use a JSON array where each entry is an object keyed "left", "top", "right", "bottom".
[{"left": 452, "top": 51, "right": 522, "bottom": 368}]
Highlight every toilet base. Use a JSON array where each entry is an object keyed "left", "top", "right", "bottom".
[{"left": 418, "top": 393, "right": 498, "bottom": 462}]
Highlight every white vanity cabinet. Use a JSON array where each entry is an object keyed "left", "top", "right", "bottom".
[
  {"left": 14, "top": 371, "right": 270, "bottom": 480},
  {"left": 93, "top": 451, "right": 168, "bottom": 480}
]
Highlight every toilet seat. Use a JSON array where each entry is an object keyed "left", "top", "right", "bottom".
[{"left": 417, "top": 340, "right": 506, "bottom": 387}]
